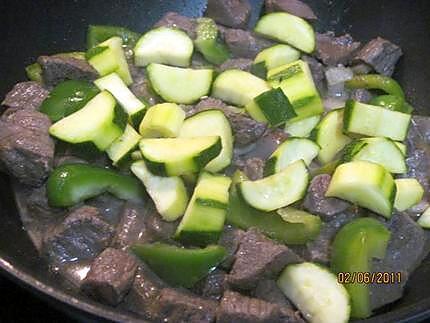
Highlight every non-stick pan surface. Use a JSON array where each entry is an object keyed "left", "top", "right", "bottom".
[{"left": 1, "top": 1, "right": 430, "bottom": 322}]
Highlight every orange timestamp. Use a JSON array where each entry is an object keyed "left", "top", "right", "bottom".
[{"left": 337, "top": 271, "right": 402, "bottom": 284}]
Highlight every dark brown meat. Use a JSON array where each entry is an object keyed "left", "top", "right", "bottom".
[
  {"left": 315, "top": 32, "right": 361, "bottom": 66},
  {"left": 353, "top": 37, "right": 403, "bottom": 76},
  {"left": 0, "top": 108, "right": 54, "bottom": 186},
  {"left": 218, "top": 58, "right": 254, "bottom": 72},
  {"left": 241, "top": 128, "right": 288, "bottom": 161},
  {"left": 155, "top": 288, "right": 218, "bottom": 323},
  {"left": 235, "top": 157, "right": 265, "bottom": 180},
  {"left": 254, "top": 279, "right": 293, "bottom": 308},
  {"left": 82, "top": 248, "right": 138, "bottom": 305},
  {"left": 350, "top": 88, "right": 373, "bottom": 103},
  {"left": 218, "top": 290, "right": 304, "bottom": 323},
  {"left": 193, "top": 269, "right": 226, "bottom": 300},
  {"left": 43, "top": 206, "right": 114, "bottom": 266},
  {"left": 206, "top": 0, "right": 251, "bottom": 29},
  {"left": 129, "top": 65, "right": 162, "bottom": 106},
  {"left": 38, "top": 55, "right": 98, "bottom": 87},
  {"left": 303, "top": 174, "right": 350, "bottom": 219},
  {"left": 86, "top": 193, "right": 125, "bottom": 226},
  {"left": 227, "top": 228, "right": 302, "bottom": 290},
  {"left": 154, "top": 12, "right": 197, "bottom": 39},
  {"left": 265, "top": 0, "right": 317, "bottom": 20},
  {"left": 2, "top": 82, "right": 49, "bottom": 110},
  {"left": 218, "top": 225, "right": 245, "bottom": 270}
]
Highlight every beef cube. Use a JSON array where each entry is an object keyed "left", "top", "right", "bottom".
[
  {"left": 2, "top": 82, "right": 49, "bottom": 110},
  {"left": 37, "top": 55, "right": 98, "bottom": 87},
  {"left": 82, "top": 248, "right": 138, "bottom": 305},
  {"left": 353, "top": 37, "right": 403, "bottom": 76},
  {"left": 154, "top": 12, "right": 197, "bottom": 39},
  {"left": 156, "top": 288, "right": 218, "bottom": 323},
  {"left": 219, "top": 225, "right": 245, "bottom": 270},
  {"left": 43, "top": 206, "right": 114, "bottom": 265},
  {"left": 254, "top": 279, "right": 293, "bottom": 308},
  {"left": 193, "top": 269, "right": 226, "bottom": 300},
  {"left": 221, "top": 28, "right": 275, "bottom": 59},
  {"left": 316, "top": 32, "right": 361, "bottom": 66},
  {"left": 265, "top": 0, "right": 317, "bottom": 20},
  {"left": 227, "top": 228, "right": 301, "bottom": 290},
  {"left": 0, "top": 108, "right": 54, "bottom": 186},
  {"left": 218, "top": 58, "right": 254, "bottom": 72},
  {"left": 234, "top": 157, "right": 265, "bottom": 181},
  {"left": 303, "top": 175, "right": 350, "bottom": 219},
  {"left": 206, "top": 0, "right": 251, "bottom": 29},
  {"left": 350, "top": 88, "right": 373, "bottom": 103},
  {"left": 86, "top": 193, "right": 125, "bottom": 226},
  {"left": 218, "top": 290, "right": 304, "bottom": 323}
]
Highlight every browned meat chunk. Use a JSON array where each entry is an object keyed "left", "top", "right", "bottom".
[
  {"left": 0, "top": 108, "right": 54, "bottom": 186},
  {"left": 193, "top": 269, "right": 226, "bottom": 300},
  {"left": 316, "top": 32, "right": 361, "bottom": 66},
  {"left": 221, "top": 27, "right": 275, "bottom": 58},
  {"left": 350, "top": 88, "right": 373, "bottom": 103},
  {"left": 206, "top": 0, "right": 251, "bottom": 29},
  {"left": 235, "top": 157, "right": 265, "bottom": 180},
  {"left": 303, "top": 174, "right": 350, "bottom": 219},
  {"left": 86, "top": 193, "right": 125, "bottom": 226},
  {"left": 2, "top": 82, "right": 49, "bottom": 110},
  {"left": 218, "top": 290, "right": 304, "bottom": 323},
  {"left": 218, "top": 58, "right": 254, "bottom": 72},
  {"left": 227, "top": 228, "right": 301, "bottom": 290},
  {"left": 265, "top": 0, "right": 317, "bottom": 20},
  {"left": 37, "top": 54, "right": 98, "bottom": 87},
  {"left": 254, "top": 279, "right": 293, "bottom": 308},
  {"left": 218, "top": 225, "right": 245, "bottom": 270},
  {"left": 240, "top": 128, "right": 288, "bottom": 161},
  {"left": 154, "top": 12, "right": 197, "bottom": 39},
  {"left": 353, "top": 37, "right": 403, "bottom": 76},
  {"left": 82, "top": 248, "right": 138, "bottom": 305}
]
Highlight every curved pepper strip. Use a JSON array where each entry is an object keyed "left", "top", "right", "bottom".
[
  {"left": 331, "top": 217, "right": 391, "bottom": 319},
  {"left": 370, "top": 95, "right": 413, "bottom": 114},
  {"left": 87, "top": 25, "right": 140, "bottom": 49},
  {"left": 47, "top": 164, "right": 145, "bottom": 207},
  {"left": 346, "top": 74, "right": 405, "bottom": 100}
]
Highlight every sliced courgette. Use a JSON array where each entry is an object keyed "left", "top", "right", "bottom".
[
  {"left": 131, "top": 160, "right": 189, "bottom": 221},
  {"left": 179, "top": 110, "right": 233, "bottom": 172},
  {"left": 395, "top": 142, "right": 407, "bottom": 156},
  {"left": 394, "top": 178, "right": 424, "bottom": 212},
  {"left": 284, "top": 114, "right": 321, "bottom": 138},
  {"left": 418, "top": 207, "right": 430, "bottom": 229},
  {"left": 326, "top": 161, "right": 396, "bottom": 218},
  {"left": 139, "top": 103, "right": 185, "bottom": 138},
  {"left": 139, "top": 136, "right": 222, "bottom": 176},
  {"left": 134, "top": 27, "right": 194, "bottom": 67},
  {"left": 107, "top": 124, "right": 142, "bottom": 165},
  {"left": 147, "top": 63, "right": 213, "bottom": 104},
  {"left": 239, "top": 160, "right": 309, "bottom": 211},
  {"left": 254, "top": 44, "right": 301, "bottom": 71},
  {"left": 194, "top": 18, "right": 230, "bottom": 65}
]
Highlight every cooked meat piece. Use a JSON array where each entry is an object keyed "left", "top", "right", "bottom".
[
  {"left": 37, "top": 55, "right": 98, "bottom": 87},
  {"left": 2, "top": 82, "right": 49, "bottom": 110},
  {"left": 113, "top": 202, "right": 176, "bottom": 250},
  {"left": 254, "top": 279, "right": 293, "bottom": 308},
  {"left": 156, "top": 288, "right": 218, "bottom": 323},
  {"left": 241, "top": 128, "right": 288, "bottom": 161},
  {"left": 265, "top": 0, "right": 317, "bottom": 20},
  {"left": 353, "top": 37, "right": 403, "bottom": 76},
  {"left": 154, "top": 12, "right": 197, "bottom": 39},
  {"left": 206, "top": 0, "right": 251, "bottom": 29},
  {"left": 82, "top": 248, "right": 138, "bottom": 305},
  {"left": 43, "top": 206, "right": 114, "bottom": 265},
  {"left": 191, "top": 52, "right": 214, "bottom": 69},
  {"left": 303, "top": 175, "right": 350, "bottom": 219},
  {"left": 234, "top": 157, "right": 265, "bottom": 180},
  {"left": 193, "top": 269, "right": 226, "bottom": 300},
  {"left": 55, "top": 260, "right": 92, "bottom": 289},
  {"left": 316, "top": 32, "right": 361, "bottom": 66},
  {"left": 0, "top": 108, "right": 54, "bottom": 186},
  {"left": 301, "top": 55, "right": 325, "bottom": 93},
  {"left": 350, "top": 88, "right": 373, "bottom": 103},
  {"left": 218, "top": 58, "right": 254, "bottom": 72},
  {"left": 86, "top": 193, "right": 125, "bottom": 226},
  {"left": 218, "top": 290, "right": 304, "bottom": 323},
  {"left": 325, "top": 65, "right": 353, "bottom": 99},
  {"left": 220, "top": 27, "right": 275, "bottom": 58},
  {"left": 218, "top": 225, "right": 245, "bottom": 270},
  {"left": 351, "top": 63, "right": 373, "bottom": 75},
  {"left": 227, "top": 228, "right": 302, "bottom": 290}
]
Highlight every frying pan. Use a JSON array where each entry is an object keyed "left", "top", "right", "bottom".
[{"left": 1, "top": 0, "right": 430, "bottom": 322}]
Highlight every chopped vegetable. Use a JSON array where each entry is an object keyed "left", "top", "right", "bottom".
[
  {"left": 139, "top": 103, "right": 185, "bottom": 138},
  {"left": 25, "top": 63, "right": 43, "bottom": 82},
  {"left": 194, "top": 18, "right": 230, "bottom": 64},
  {"left": 47, "top": 164, "right": 145, "bottom": 207},
  {"left": 284, "top": 114, "right": 321, "bottom": 138},
  {"left": 418, "top": 207, "right": 430, "bottom": 229},
  {"left": 394, "top": 178, "right": 424, "bottom": 211},
  {"left": 254, "top": 44, "right": 301, "bottom": 71},
  {"left": 87, "top": 25, "right": 140, "bottom": 49},
  {"left": 346, "top": 74, "right": 405, "bottom": 99},
  {"left": 107, "top": 124, "right": 142, "bottom": 165},
  {"left": 370, "top": 94, "right": 413, "bottom": 114},
  {"left": 331, "top": 217, "right": 391, "bottom": 318}
]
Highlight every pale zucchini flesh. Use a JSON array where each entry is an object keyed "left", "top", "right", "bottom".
[
  {"left": 254, "top": 44, "right": 301, "bottom": 70},
  {"left": 139, "top": 103, "right": 185, "bottom": 138},
  {"left": 107, "top": 124, "right": 142, "bottom": 165},
  {"left": 394, "top": 178, "right": 424, "bottom": 211},
  {"left": 418, "top": 207, "right": 430, "bottom": 229},
  {"left": 285, "top": 114, "right": 321, "bottom": 137}
]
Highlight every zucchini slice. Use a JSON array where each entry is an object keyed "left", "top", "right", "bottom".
[
  {"left": 418, "top": 207, "right": 430, "bottom": 229},
  {"left": 194, "top": 18, "right": 230, "bottom": 65},
  {"left": 86, "top": 36, "right": 133, "bottom": 85},
  {"left": 179, "top": 110, "right": 233, "bottom": 172},
  {"left": 395, "top": 142, "right": 407, "bottom": 155},
  {"left": 49, "top": 91, "right": 126, "bottom": 151},
  {"left": 134, "top": 27, "right": 194, "bottom": 67},
  {"left": 341, "top": 137, "right": 407, "bottom": 174},
  {"left": 139, "top": 103, "right": 186, "bottom": 138},
  {"left": 255, "top": 12, "right": 316, "bottom": 53},
  {"left": 326, "top": 161, "right": 396, "bottom": 218},
  {"left": 147, "top": 63, "right": 213, "bottom": 104},
  {"left": 239, "top": 160, "right": 309, "bottom": 211},
  {"left": 284, "top": 114, "right": 321, "bottom": 138},
  {"left": 175, "top": 172, "right": 232, "bottom": 246},
  {"left": 107, "top": 124, "right": 142, "bottom": 165},
  {"left": 95, "top": 72, "right": 146, "bottom": 126},
  {"left": 131, "top": 160, "right": 189, "bottom": 221},
  {"left": 139, "top": 136, "right": 222, "bottom": 176},
  {"left": 278, "top": 262, "right": 350, "bottom": 323},
  {"left": 312, "top": 109, "right": 352, "bottom": 164},
  {"left": 394, "top": 178, "right": 424, "bottom": 211},
  {"left": 254, "top": 44, "right": 301, "bottom": 71},
  {"left": 344, "top": 100, "right": 411, "bottom": 141},
  {"left": 265, "top": 138, "right": 320, "bottom": 175}
]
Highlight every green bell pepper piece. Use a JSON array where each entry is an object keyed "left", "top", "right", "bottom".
[
  {"left": 346, "top": 74, "right": 405, "bottom": 100},
  {"left": 132, "top": 243, "right": 226, "bottom": 288},
  {"left": 25, "top": 63, "right": 43, "bottom": 83},
  {"left": 87, "top": 25, "right": 140, "bottom": 49},
  {"left": 194, "top": 18, "right": 230, "bottom": 65},
  {"left": 331, "top": 217, "right": 391, "bottom": 319},
  {"left": 369, "top": 95, "right": 413, "bottom": 114},
  {"left": 47, "top": 164, "right": 145, "bottom": 207},
  {"left": 39, "top": 80, "right": 100, "bottom": 122}
]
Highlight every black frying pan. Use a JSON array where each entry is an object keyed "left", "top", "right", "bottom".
[{"left": 1, "top": 0, "right": 430, "bottom": 322}]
